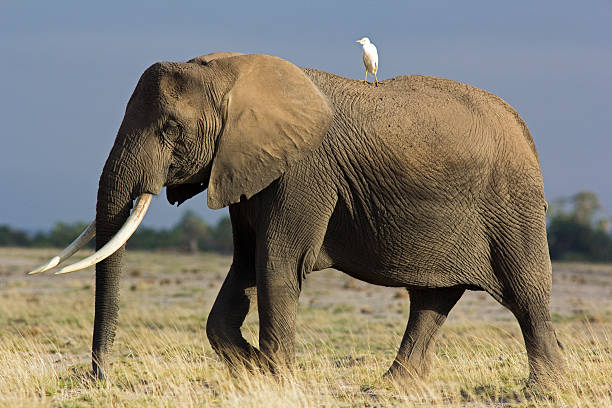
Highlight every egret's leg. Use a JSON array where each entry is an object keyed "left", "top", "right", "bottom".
[
  {"left": 374, "top": 71, "right": 379, "bottom": 86},
  {"left": 363, "top": 71, "right": 368, "bottom": 84}
]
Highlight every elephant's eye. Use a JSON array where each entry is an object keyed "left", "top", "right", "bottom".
[{"left": 162, "top": 120, "right": 181, "bottom": 140}]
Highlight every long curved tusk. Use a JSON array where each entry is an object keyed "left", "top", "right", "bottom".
[
  {"left": 27, "top": 221, "right": 96, "bottom": 275},
  {"left": 55, "top": 194, "right": 152, "bottom": 275}
]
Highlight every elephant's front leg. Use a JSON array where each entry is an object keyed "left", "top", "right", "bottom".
[
  {"left": 206, "top": 262, "right": 264, "bottom": 370},
  {"left": 253, "top": 181, "right": 335, "bottom": 371},
  {"left": 256, "top": 255, "right": 304, "bottom": 370}
]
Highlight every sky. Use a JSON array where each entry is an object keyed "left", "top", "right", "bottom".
[{"left": 1, "top": 1, "right": 611, "bottom": 231}]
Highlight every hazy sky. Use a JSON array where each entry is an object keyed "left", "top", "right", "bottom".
[{"left": 1, "top": 1, "right": 611, "bottom": 231}]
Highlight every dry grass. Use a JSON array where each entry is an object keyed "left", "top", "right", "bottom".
[{"left": 0, "top": 247, "right": 611, "bottom": 407}]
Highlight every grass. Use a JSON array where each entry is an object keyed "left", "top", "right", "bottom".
[{"left": 0, "top": 247, "right": 611, "bottom": 407}]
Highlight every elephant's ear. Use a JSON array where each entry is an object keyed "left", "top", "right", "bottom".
[{"left": 207, "top": 54, "right": 333, "bottom": 209}]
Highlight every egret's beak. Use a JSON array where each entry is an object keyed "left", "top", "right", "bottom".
[{"left": 355, "top": 40, "right": 361, "bottom": 43}]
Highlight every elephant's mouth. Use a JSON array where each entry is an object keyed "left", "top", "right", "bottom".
[
  {"left": 27, "top": 193, "right": 153, "bottom": 275},
  {"left": 166, "top": 182, "right": 207, "bottom": 206},
  {"left": 165, "top": 161, "right": 212, "bottom": 206}
]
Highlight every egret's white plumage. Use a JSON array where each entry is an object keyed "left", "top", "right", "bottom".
[{"left": 356, "top": 37, "right": 379, "bottom": 85}]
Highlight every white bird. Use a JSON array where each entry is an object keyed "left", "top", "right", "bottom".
[{"left": 356, "top": 37, "right": 379, "bottom": 85}]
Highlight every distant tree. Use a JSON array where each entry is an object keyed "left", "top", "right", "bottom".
[
  {"left": 130, "top": 226, "right": 181, "bottom": 250},
  {"left": 572, "top": 191, "right": 601, "bottom": 226},
  {"left": 30, "top": 221, "right": 92, "bottom": 248},
  {"left": 547, "top": 191, "right": 611, "bottom": 262},
  {"left": 174, "top": 210, "right": 211, "bottom": 253},
  {"left": 597, "top": 218, "right": 610, "bottom": 233},
  {"left": 0, "top": 225, "right": 30, "bottom": 246}
]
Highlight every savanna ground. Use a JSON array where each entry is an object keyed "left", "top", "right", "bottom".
[{"left": 0, "top": 247, "right": 610, "bottom": 407}]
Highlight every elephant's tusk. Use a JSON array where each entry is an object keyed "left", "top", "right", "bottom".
[
  {"left": 27, "top": 221, "right": 96, "bottom": 274},
  {"left": 55, "top": 194, "right": 152, "bottom": 275}
]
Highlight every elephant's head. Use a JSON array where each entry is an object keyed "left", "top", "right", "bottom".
[
  {"left": 117, "top": 52, "right": 333, "bottom": 209},
  {"left": 30, "top": 52, "right": 333, "bottom": 377}
]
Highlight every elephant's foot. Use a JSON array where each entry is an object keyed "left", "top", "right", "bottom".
[
  {"left": 255, "top": 347, "right": 295, "bottom": 377},
  {"left": 383, "top": 359, "right": 427, "bottom": 380},
  {"left": 91, "top": 351, "right": 110, "bottom": 382},
  {"left": 217, "top": 344, "right": 268, "bottom": 374},
  {"left": 226, "top": 353, "right": 293, "bottom": 381},
  {"left": 217, "top": 343, "right": 294, "bottom": 378},
  {"left": 383, "top": 362, "right": 429, "bottom": 391},
  {"left": 524, "top": 376, "right": 566, "bottom": 405},
  {"left": 515, "top": 319, "right": 566, "bottom": 393},
  {"left": 525, "top": 359, "right": 567, "bottom": 394}
]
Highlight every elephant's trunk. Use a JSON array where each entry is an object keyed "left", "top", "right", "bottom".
[{"left": 91, "top": 152, "right": 137, "bottom": 379}]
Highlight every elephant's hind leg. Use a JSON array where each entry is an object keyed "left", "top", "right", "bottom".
[
  {"left": 492, "top": 261, "right": 565, "bottom": 388},
  {"left": 385, "top": 286, "right": 465, "bottom": 382},
  {"left": 489, "top": 215, "right": 565, "bottom": 388}
]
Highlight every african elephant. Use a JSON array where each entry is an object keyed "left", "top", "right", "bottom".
[{"left": 31, "top": 52, "right": 564, "bottom": 388}]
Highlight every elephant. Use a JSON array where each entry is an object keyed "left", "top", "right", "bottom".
[{"left": 31, "top": 51, "right": 565, "bottom": 388}]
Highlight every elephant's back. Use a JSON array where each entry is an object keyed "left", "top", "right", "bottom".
[
  {"left": 303, "top": 68, "right": 545, "bottom": 223},
  {"left": 303, "top": 68, "right": 541, "bottom": 177},
  {"left": 387, "top": 74, "right": 539, "bottom": 163}
]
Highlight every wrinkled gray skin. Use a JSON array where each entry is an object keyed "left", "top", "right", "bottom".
[{"left": 92, "top": 52, "right": 564, "bottom": 387}]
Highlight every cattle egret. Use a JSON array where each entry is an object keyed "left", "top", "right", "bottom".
[{"left": 356, "top": 37, "right": 379, "bottom": 85}]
